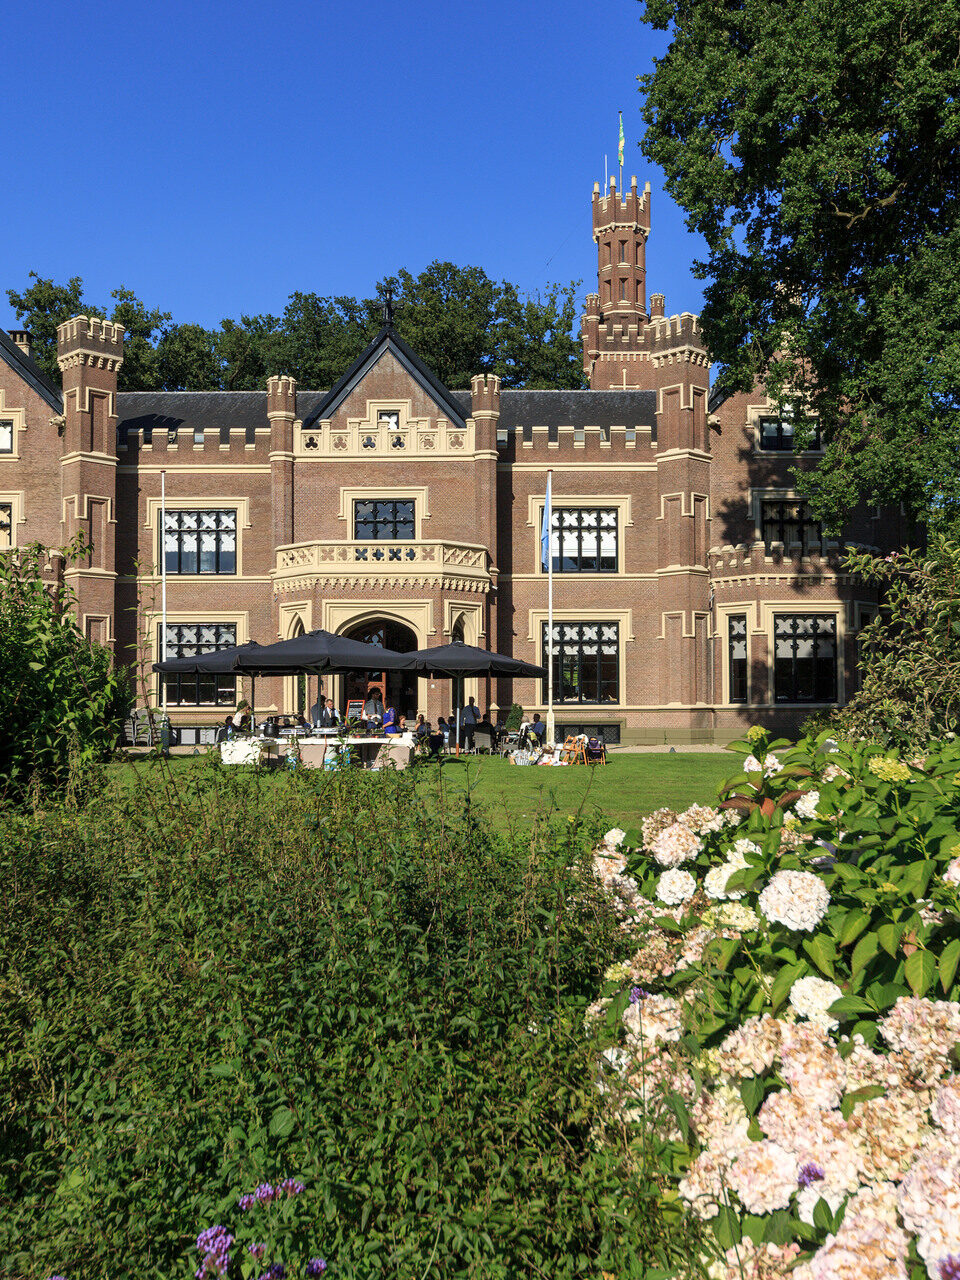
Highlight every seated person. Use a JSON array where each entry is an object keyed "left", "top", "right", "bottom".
[
  {"left": 296, "top": 713, "right": 311, "bottom": 731},
  {"left": 383, "top": 703, "right": 400, "bottom": 735},
  {"left": 362, "top": 688, "right": 385, "bottom": 729},
  {"left": 412, "top": 713, "right": 430, "bottom": 740},
  {"left": 585, "top": 735, "right": 605, "bottom": 762},
  {"left": 216, "top": 715, "right": 235, "bottom": 743},
  {"left": 235, "top": 712, "right": 251, "bottom": 735},
  {"left": 437, "top": 716, "right": 450, "bottom": 747},
  {"left": 528, "top": 713, "right": 546, "bottom": 746}
]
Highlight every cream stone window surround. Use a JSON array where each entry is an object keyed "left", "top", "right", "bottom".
[
  {"left": 142, "top": 608, "right": 250, "bottom": 673},
  {"left": 750, "top": 487, "right": 838, "bottom": 555},
  {"left": 337, "top": 485, "right": 431, "bottom": 539},
  {"left": 526, "top": 607, "right": 634, "bottom": 707},
  {"left": 527, "top": 494, "right": 633, "bottom": 576},
  {"left": 759, "top": 600, "right": 845, "bottom": 707},
  {"left": 747, "top": 400, "right": 823, "bottom": 455},
  {"left": 0, "top": 392, "right": 28, "bottom": 461},
  {"left": 715, "top": 601, "right": 757, "bottom": 706},
  {"left": 144, "top": 495, "right": 252, "bottom": 576},
  {"left": 0, "top": 491, "right": 26, "bottom": 548}
]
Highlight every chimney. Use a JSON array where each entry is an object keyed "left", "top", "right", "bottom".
[
  {"left": 650, "top": 293, "right": 666, "bottom": 319},
  {"left": 9, "top": 329, "right": 32, "bottom": 358}
]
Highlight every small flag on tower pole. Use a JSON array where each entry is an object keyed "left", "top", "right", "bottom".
[{"left": 618, "top": 111, "right": 624, "bottom": 191}]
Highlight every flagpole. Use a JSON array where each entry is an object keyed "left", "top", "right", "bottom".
[
  {"left": 618, "top": 110, "right": 624, "bottom": 197},
  {"left": 546, "top": 469, "right": 555, "bottom": 747},
  {"left": 160, "top": 469, "right": 167, "bottom": 721}
]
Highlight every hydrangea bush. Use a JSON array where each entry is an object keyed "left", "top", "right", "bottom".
[{"left": 588, "top": 727, "right": 960, "bottom": 1280}]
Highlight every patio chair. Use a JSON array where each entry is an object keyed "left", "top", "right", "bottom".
[{"left": 473, "top": 728, "right": 495, "bottom": 755}]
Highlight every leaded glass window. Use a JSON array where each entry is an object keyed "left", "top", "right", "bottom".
[
  {"left": 773, "top": 615, "right": 837, "bottom": 703},
  {"left": 758, "top": 417, "right": 821, "bottom": 451},
  {"left": 543, "top": 508, "right": 618, "bottom": 573},
  {"left": 163, "top": 509, "right": 236, "bottom": 574},
  {"left": 542, "top": 621, "right": 619, "bottom": 704},
  {"left": 353, "top": 499, "right": 415, "bottom": 540},
  {"left": 159, "top": 622, "right": 237, "bottom": 706},
  {"left": 728, "top": 615, "right": 748, "bottom": 703},
  {"left": 760, "top": 500, "right": 822, "bottom": 555}
]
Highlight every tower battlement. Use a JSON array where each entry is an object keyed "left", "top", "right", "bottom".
[
  {"left": 592, "top": 175, "right": 651, "bottom": 237},
  {"left": 56, "top": 316, "right": 125, "bottom": 372}
]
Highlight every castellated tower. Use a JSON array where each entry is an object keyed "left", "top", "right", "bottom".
[{"left": 57, "top": 316, "right": 125, "bottom": 647}]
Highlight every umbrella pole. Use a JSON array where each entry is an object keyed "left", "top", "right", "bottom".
[{"left": 250, "top": 674, "right": 256, "bottom": 736}]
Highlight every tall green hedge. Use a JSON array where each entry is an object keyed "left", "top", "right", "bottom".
[
  {"left": 0, "top": 542, "right": 132, "bottom": 800},
  {"left": 0, "top": 762, "right": 689, "bottom": 1278}
]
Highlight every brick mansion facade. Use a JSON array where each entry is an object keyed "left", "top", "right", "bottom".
[{"left": 0, "top": 177, "right": 904, "bottom": 744}]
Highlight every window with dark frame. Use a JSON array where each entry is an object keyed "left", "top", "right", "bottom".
[
  {"left": 0, "top": 502, "right": 12, "bottom": 549},
  {"left": 542, "top": 507, "right": 618, "bottom": 573},
  {"left": 728, "top": 614, "right": 748, "bottom": 703},
  {"left": 163, "top": 509, "right": 237, "bottom": 574},
  {"left": 760, "top": 500, "right": 822, "bottom": 554},
  {"left": 758, "top": 416, "right": 821, "bottom": 451},
  {"left": 353, "top": 499, "right": 415, "bottom": 540},
  {"left": 0, "top": 421, "right": 13, "bottom": 453},
  {"left": 773, "top": 615, "right": 837, "bottom": 703},
  {"left": 159, "top": 622, "right": 237, "bottom": 707},
  {"left": 542, "top": 621, "right": 619, "bottom": 704}
]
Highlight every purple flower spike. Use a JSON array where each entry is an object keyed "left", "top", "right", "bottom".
[
  {"left": 278, "top": 1176, "right": 305, "bottom": 1196},
  {"left": 238, "top": 1193, "right": 257, "bottom": 1210},
  {"left": 306, "top": 1262, "right": 328, "bottom": 1277},
  {"left": 939, "top": 1257, "right": 960, "bottom": 1280},
  {"left": 628, "top": 986, "right": 650, "bottom": 1004},
  {"left": 248, "top": 1243, "right": 267, "bottom": 1261},
  {"left": 254, "top": 1181, "right": 276, "bottom": 1204},
  {"left": 797, "top": 1162, "right": 825, "bottom": 1188},
  {"left": 258, "top": 1266, "right": 286, "bottom": 1280},
  {"left": 195, "top": 1225, "right": 234, "bottom": 1278}
]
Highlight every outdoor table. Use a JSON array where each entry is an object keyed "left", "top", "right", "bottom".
[{"left": 219, "top": 733, "right": 415, "bottom": 770}]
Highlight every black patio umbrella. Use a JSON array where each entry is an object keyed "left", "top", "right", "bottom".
[
  {"left": 154, "top": 630, "right": 415, "bottom": 732},
  {"left": 404, "top": 640, "right": 546, "bottom": 749}
]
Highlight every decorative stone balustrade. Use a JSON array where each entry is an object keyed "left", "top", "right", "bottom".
[
  {"left": 274, "top": 540, "right": 491, "bottom": 595},
  {"left": 298, "top": 416, "right": 473, "bottom": 458}
]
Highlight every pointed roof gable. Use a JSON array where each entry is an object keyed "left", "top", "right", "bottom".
[
  {"left": 0, "top": 329, "right": 63, "bottom": 413},
  {"left": 303, "top": 325, "right": 468, "bottom": 430}
]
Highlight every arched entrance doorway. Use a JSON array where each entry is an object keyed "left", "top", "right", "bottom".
[{"left": 341, "top": 620, "right": 419, "bottom": 721}]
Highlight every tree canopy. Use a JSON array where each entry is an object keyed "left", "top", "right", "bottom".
[
  {"left": 639, "top": 0, "right": 960, "bottom": 530},
  {"left": 7, "top": 265, "right": 585, "bottom": 395}
]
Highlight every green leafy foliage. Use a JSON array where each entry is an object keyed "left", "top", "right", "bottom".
[
  {"left": 638, "top": 0, "right": 960, "bottom": 530},
  {"left": 0, "top": 540, "right": 132, "bottom": 801},
  {"left": 0, "top": 761, "right": 691, "bottom": 1279},
  {"left": 806, "top": 536, "right": 960, "bottom": 747},
  {"left": 7, "top": 265, "right": 585, "bottom": 394}
]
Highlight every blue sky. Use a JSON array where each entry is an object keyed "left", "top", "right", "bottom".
[{"left": 3, "top": 0, "right": 705, "bottom": 338}]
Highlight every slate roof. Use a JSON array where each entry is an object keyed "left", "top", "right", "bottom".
[
  {"left": 115, "top": 381, "right": 658, "bottom": 434},
  {"left": 450, "top": 388, "right": 657, "bottom": 428},
  {"left": 0, "top": 329, "right": 63, "bottom": 412}
]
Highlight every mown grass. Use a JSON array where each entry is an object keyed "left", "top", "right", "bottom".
[{"left": 110, "top": 750, "right": 736, "bottom": 833}]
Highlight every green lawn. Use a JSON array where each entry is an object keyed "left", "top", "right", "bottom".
[
  {"left": 115, "top": 749, "right": 737, "bottom": 834},
  {"left": 414, "top": 751, "right": 736, "bottom": 832}
]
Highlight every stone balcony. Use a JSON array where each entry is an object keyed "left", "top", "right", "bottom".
[{"left": 273, "top": 539, "right": 492, "bottom": 595}]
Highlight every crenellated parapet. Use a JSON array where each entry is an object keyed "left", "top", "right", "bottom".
[
  {"left": 470, "top": 373, "right": 501, "bottom": 417},
  {"left": 266, "top": 374, "right": 297, "bottom": 420},
  {"left": 56, "top": 316, "right": 125, "bottom": 374},
  {"left": 592, "top": 174, "right": 651, "bottom": 238}
]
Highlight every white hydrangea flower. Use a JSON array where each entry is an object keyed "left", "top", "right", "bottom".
[
  {"left": 656, "top": 868, "right": 697, "bottom": 905},
  {"left": 743, "top": 754, "right": 763, "bottom": 774},
  {"left": 730, "top": 838, "right": 761, "bottom": 859},
  {"left": 790, "top": 976, "right": 843, "bottom": 1029},
  {"left": 704, "top": 862, "right": 746, "bottom": 901},
  {"left": 794, "top": 789, "right": 821, "bottom": 821},
  {"left": 602, "top": 827, "right": 626, "bottom": 850},
  {"left": 649, "top": 822, "right": 703, "bottom": 868},
  {"left": 758, "top": 870, "right": 830, "bottom": 931},
  {"left": 796, "top": 1183, "right": 845, "bottom": 1225},
  {"left": 714, "top": 902, "right": 760, "bottom": 931}
]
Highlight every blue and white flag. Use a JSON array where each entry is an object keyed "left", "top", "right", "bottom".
[{"left": 540, "top": 471, "right": 552, "bottom": 571}]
